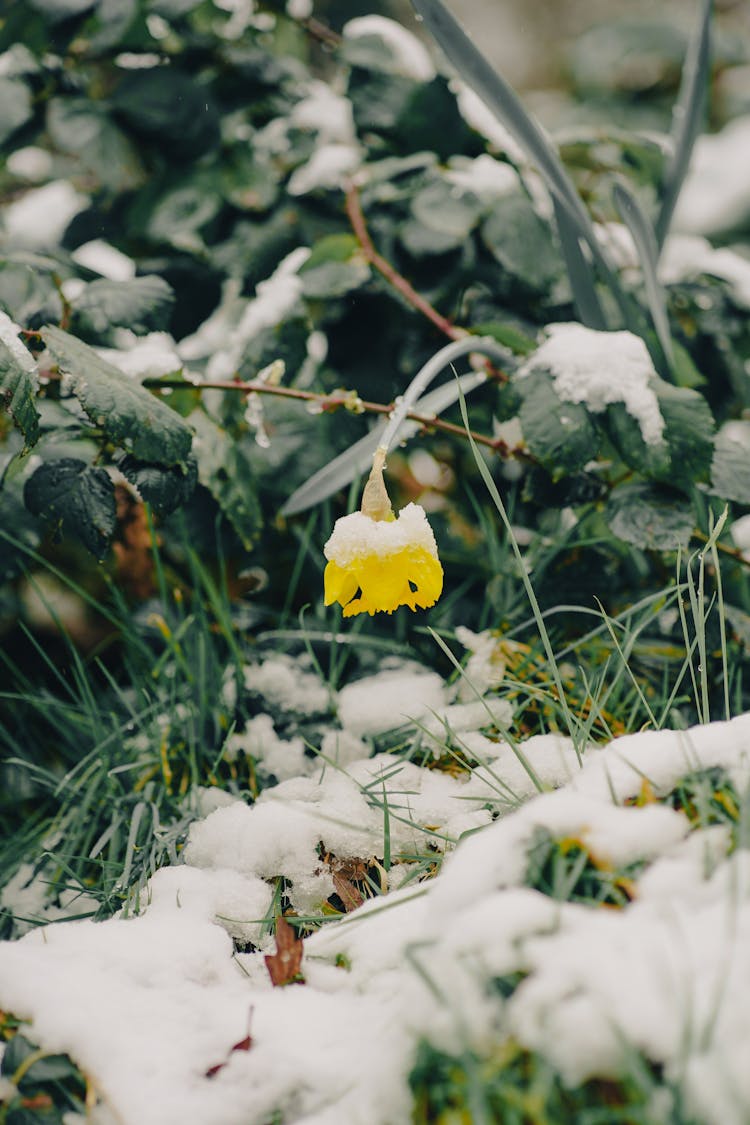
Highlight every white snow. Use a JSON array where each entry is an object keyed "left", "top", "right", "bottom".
[
  {"left": 179, "top": 249, "right": 310, "bottom": 380},
  {"left": 242, "top": 654, "right": 330, "bottom": 716},
  {"left": 444, "top": 153, "right": 521, "bottom": 199},
  {"left": 0, "top": 310, "right": 38, "bottom": 380},
  {"left": 0, "top": 180, "right": 88, "bottom": 250},
  {"left": 336, "top": 664, "right": 446, "bottom": 737},
  {"left": 71, "top": 239, "right": 136, "bottom": 281},
  {"left": 95, "top": 332, "right": 182, "bottom": 379},
  {"left": 3, "top": 704, "right": 750, "bottom": 1122},
  {"left": 660, "top": 233, "right": 750, "bottom": 310},
  {"left": 452, "top": 80, "right": 527, "bottom": 164},
  {"left": 342, "top": 16, "right": 436, "bottom": 82},
  {"left": 6, "top": 145, "right": 53, "bottom": 182},
  {"left": 519, "top": 323, "right": 665, "bottom": 446},
  {"left": 287, "top": 142, "right": 363, "bottom": 196},
  {"left": 673, "top": 114, "right": 750, "bottom": 237},
  {"left": 290, "top": 81, "right": 356, "bottom": 145},
  {"left": 324, "top": 503, "right": 440, "bottom": 566}
]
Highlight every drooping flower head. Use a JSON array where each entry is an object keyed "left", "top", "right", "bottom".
[{"left": 324, "top": 447, "right": 443, "bottom": 617}]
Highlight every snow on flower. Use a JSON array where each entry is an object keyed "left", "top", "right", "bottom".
[{"left": 324, "top": 447, "right": 443, "bottom": 617}]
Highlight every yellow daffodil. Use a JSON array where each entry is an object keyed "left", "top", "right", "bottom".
[{"left": 324, "top": 448, "right": 443, "bottom": 617}]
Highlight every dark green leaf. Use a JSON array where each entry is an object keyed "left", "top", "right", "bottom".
[
  {"left": 119, "top": 454, "right": 198, "bottom": 516},
  {"left": 0, "top": 334, "right": 39, "bottom": 449},
  {"left": 481, "top": 194, "right": 562, "bottom": 294},
  {"left": 612, "top": 180, "right": 674, "bottom": 372},
  {"left": 0, "top": 78, "right": 32, "bottom": 145},
  {"left": 411, "top": 177, "right": 484, "bottom": 239},
  {"left": 711, "top": 422, "right": 750, "bottom": 503},
  {"left": 191, "top": 412, "right": 262, "bottom": 549},
  {"left": 0, "top": 261, "right": 63, "bottom": 328},
  {"left": 111, "top": 69, "right": 221, "bottom": 158},
  {"left": 147, "top": 183, "right": 223, "bottom": 252},
  {"left": 42, "top": 326, "right": 192, "bottom": 465},
  {"left": 24, "top": 458, "right": 116, "bottom": 557},
  {"left": 72, "top": 276, "right": 175, "bottom": 338},
  {"left": 606, "top": 483, "right": 694, "bottom": 550},
  {"left": 46, "top": 98, "right": 144, "bottom": 194},
  {"left": 518, "top": 371, "right": 600, "bottom": 479},
  {"left": 655, "top": 0, "right": 713, "bottom": 248},
  {"left": 606, "top": 380, "right": 714, "bottom": 487},
  {"left": 27, "top": 0, "right": 95, "bottom": 19}
]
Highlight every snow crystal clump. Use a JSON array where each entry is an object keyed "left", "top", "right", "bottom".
[
  {"left": 343, "top": 16, "right": 435, "bottom": 81},
  {"left": 325, "top": 504, "right": 439, "bottom": 567},
  {"left": 519, "top": 323, "right": 665, "bottom": 446},
  {"left": 71, "top": 239, "right": 136, "bottom": 281},
  {"left": 290, "top": 80, "right": 356, "bottom": 144},
  {"left": 1, "top": 180, "right": 88, "bottom": 250},
  {"left": 337, "top": 664, "right": 446, "bottom": 737},
  {"left": 243, "top": 655, "right": 329, "bottom": 716},
  {"left": 660, "top": 232, "right": 750, "bottom": 309},
  {"left": 444, "top": 154, "right": 520, "bottom": 199},
  {"left": 225, "top": 713, "right": 311, "bottom": 782},
  {"left": 673, "top": 114, "right": 750, "bottom": 236},
  {"left": 287, "top": 142, "right": 363, "bottom": 196}
]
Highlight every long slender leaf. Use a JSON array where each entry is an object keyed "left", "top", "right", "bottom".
[
  {"left": 655, "top": 0, "right": 713, "bottom": 250},
  {"left": 552, "top": 197, "right": 608, "bottom": 330},
  {"left": 612, "top": 180, "right": 675, "bottom": 375},
  {"left": 280, "top": 370, "right": 486, "bottom": 516},
  {"left": 410, "top": 0, "right": 630, "bottom": 322}
]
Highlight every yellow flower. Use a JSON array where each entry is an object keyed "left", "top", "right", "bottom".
[{"left": 323, "top": 451, "right": 443, "bottom": 617}]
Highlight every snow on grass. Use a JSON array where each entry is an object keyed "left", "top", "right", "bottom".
[
  {"left": 1, "top": 643, "right": 750, "bottom": 1124},
  {"left": 519, "top": 322, "right": 666, "bottom": 446},
  {"left": 674, "top": 113, "right": 750, "bottom": 237}
]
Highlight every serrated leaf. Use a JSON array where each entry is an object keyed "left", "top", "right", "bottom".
[
  {"left": 606, "top": 483, "right": 694, "bottom": 550},
  {"left": 24, "top": 458, "right": 116, "bottom": 557},
  {"left": 72, "top": 276, "right": 175, "bottom": 338},
  {"left": 711, "top": 422, "right": 750, "bottom": 503},
  {"left": 41, "top": 325, "right": 192, "bottom": 465},
  {"left": 606, "top": 379, "right": 714, "bottom": 487},
  {"left": 46, "top": 98, "right": 144, "bottom": 194},
  {"left": 0, "top": 329, "right": 39, "bottom": 450},
  {"left": 119, "top": 455, "right": 198, "bottom": 516},
  {"left": 481, "top": 194, "right": 562, "bottom": 294},
  {"left": 518, "top": 371, "right": 599, "bottom": 479},
  {"left": 191, "top": 412, "right": 262, "bottom": 548}
]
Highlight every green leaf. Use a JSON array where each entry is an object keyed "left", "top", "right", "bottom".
[
  {"left": 0, "top": 260, "right": 63, "bottom": 327},
  {"left": 0, "top": 78, "right": 32, "bottom": 145},
  {"left": 111, "top": 69, "right": 220, "bottom": 158},
  {"left": 711, "top": 422, "right": 750, "bottom": 503},
  {"left": 606, "top": 483, "right": 694, "bottom": 550},
  {"left": 299, "top": 235, "right": 371, "bottom": 298},
  {"left": 606, "top": 380, "right": 715, "bottom": 487},
  {"left": 655, "top": 0, "right": 713, "bottom": 248},
  {"left": 146, "top": 182, "right": 223, "bottom": 253},
  {"left": 0, "top": 331, "right": 39, "bottom": 450},
  {"left": 24, "top": 458, "right": 116, "bottom": 557},
  {"left": 191, "top": 412, "right": 262, "bottom": 548},
  {"left": 46, "top": 98, "right": 144, "bottom": 194},
  {"left": 72, "top": 276, "right": 175, "bottom": 338},
  {"left": 411, "top": 177, "right": 484, "bottom": 240},
  {"left": 41, "top": 326, "right": 192, "bottom": 465},
  {"left": 119, "top": 454, "right": 198, "bottom": 516},
  {"left": 481, "top": 194, "right": 562, "bottom": 294},
  {"left": 518, "top": 371, "right": 600, "bottom": 479}
]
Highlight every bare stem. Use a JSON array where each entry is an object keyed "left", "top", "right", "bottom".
[
  {"left": 344, "top": 180, "right": 465, "bottom": 341},
  {"left": 143, "top": 375, "right": 516, "bottom": 457}
]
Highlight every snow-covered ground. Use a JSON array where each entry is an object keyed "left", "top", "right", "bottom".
[{"left": 2, "top": 648, "right": 750, "bottom": 1125}]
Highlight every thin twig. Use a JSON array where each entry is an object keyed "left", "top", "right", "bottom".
[
  {"left": 344, "top": 180, "right": 465, "bottom": 341},
  {"left": 143, "top": 375, "right": 516, "bottom": 457}
]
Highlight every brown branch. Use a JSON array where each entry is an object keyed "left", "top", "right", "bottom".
[
  {"left": 144, "top": 375, "right": 516, "bottom": 457},
  {"left": 344, "top": 180, "right": 465, "bottom": 342}
]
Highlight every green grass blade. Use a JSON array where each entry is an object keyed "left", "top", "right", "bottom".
[
  {"left": 612, "top": 180, "right": 675, "bottom": 375},
  {"left": 411, "top": 0, "right": 631, "bottom": 322},
  {"left": 552, "top": 196, "right": 608, "bottom": 330},
  {"left": 655, "top": 0, "right": 713, "bottom": 249}
]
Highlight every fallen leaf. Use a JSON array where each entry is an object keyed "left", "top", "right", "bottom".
[{"left": 264, "top": 916, "right": 304, "bottom": 987}]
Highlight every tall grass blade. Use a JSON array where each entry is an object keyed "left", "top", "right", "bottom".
[
  {"left": 655, "top": 0, "right": 713, "bottom": 250},
  {"left": 410, "top": 0, "right": 631, "bottom": 322},
  {"left": 612, "top": 180, "right": 675, "bottom": 374},
  {"left": 552, "top": 197, "right": 608, "bottom": 330}
]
